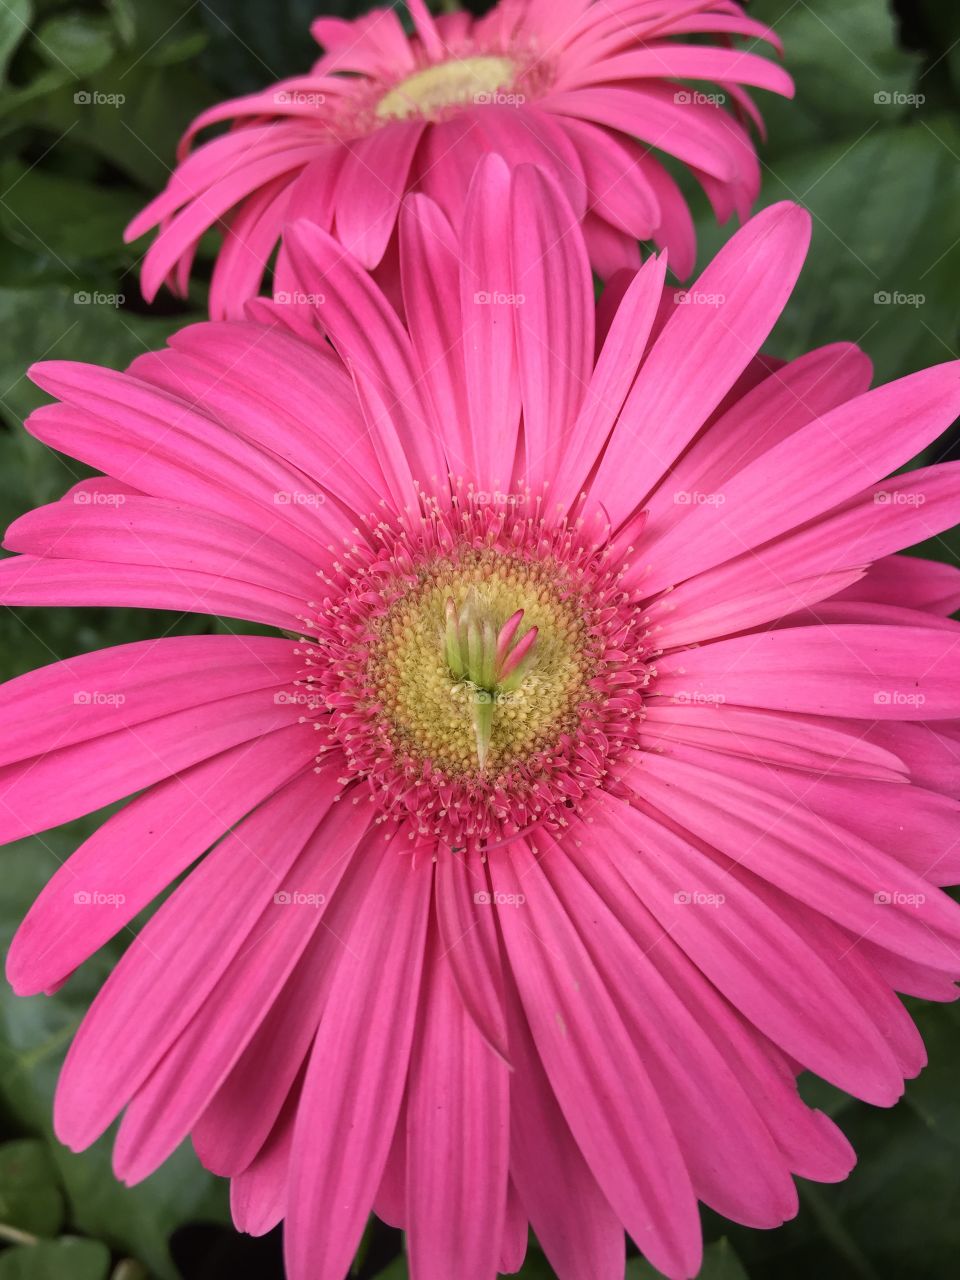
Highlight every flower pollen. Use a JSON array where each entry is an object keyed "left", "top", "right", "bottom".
[{"left": 375, "top": 55, "right": 517, "bottom": 121}]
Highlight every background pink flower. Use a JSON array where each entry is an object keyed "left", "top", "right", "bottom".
[
  {"left": 4, "top": 170, "right": 960, "bottom": 1280},
  {"left": 126, "top": 0, "right": 793, "bottom": 318}
]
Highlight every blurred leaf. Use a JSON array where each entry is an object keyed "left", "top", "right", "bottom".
[
  {"left": 371, "top": 1259, "right": 409, "bottom": 1280},
  {"left": 34, "top": 14, "right": 115, "bottom": 79},
  {"left": 0, "top": 164, "right": 141, "bottom": 262},
  {"left": 53, "top": 59, "right": 213, "bottom": 189},
  {"left": 0, "top": 1238, "right": 110, "bottom": 1280},
  {"left": 914, "top": 0, "right": 960, "bottom": 97},
  {"left": 0, "top": 1139, "right": 63, "bottom": 1237},
  {"left": 0, "top": 286, "right": 198, "bottom": 426},
  {"left": 752, "top": 0, "right": 921, "bottom": 151},
  {"left": 0, "top": 0, "right": 32, "bottom": 82},
  {"left": 512, "top": 1256, "right": 558, "bottom": 1278},
  {"left": 0, "top": 834, "right": 229, "bottom": 1280},
  {"left": 695, "top": 120, "right": 960, "bottom": 386},
  {"left": 629, "top": 1238, "right": 748, "bottom": 1280},
  {"left": 51, "top": 1143, "right": 229, "bottom": 1280},
  {"left": 903, "top": 1001, "right": 960, "bottom": 1146},
  {"left": 726, "top": 1094, "right": 960, "bottom": 1280},
  {"left": 798, "top": 1071, "right": 857, "bottom": 1121},
  {"left": 105, "top": 0, "right": 207, "bottom": 63},
  {"left": 198, "top": 0, "right": 333, "bottom": 93},
  {"left": 106, "top": 0, "right": 138, "bottom": 49}
]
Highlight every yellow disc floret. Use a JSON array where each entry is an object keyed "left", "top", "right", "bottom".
[
  {"left": 375, "top": 55, "right": 516, "bottom": 121},
  {"left": 366, "top": 550, "right": 591, "bottom": 774}
]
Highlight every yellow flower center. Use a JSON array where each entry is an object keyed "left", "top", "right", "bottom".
[
  {"left": 366, "top": 551, "right": 590, "bottom": 774},
  {"left": 375, "top": 55, "right": 517, "bottom": 121}
]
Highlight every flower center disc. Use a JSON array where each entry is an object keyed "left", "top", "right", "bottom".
[
  {"left": 375, "top": 55, "right": 516, "bottom": 120},
  {"left": 302, "top": 497, "right": 650, "bottom": 850},
  {"left": 368, "top": 552, "right": 589, "bottom": 773}
]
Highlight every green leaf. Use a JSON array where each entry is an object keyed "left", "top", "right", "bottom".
[
  {"left": 749, "top": 0, "right": 921, "bottom": 152},
  {"left": 50, "top": 1142, "right": 229, "bottom": 1280},
  {"left": 198, "top": 0, "right": 333, "bottom": 93},
  {"left": 0, "top": 285, "right": 198, "bottom": 426},
  {"left": 0, "top": 164, "right": 142, "bottom": 262},
  {"left": 34, "top": 14, "right": 116, "bottom": 79},
  {"left": 695, "top": 120, "right": 960, "bottom": 388},
  {"left": 371, "top": 1259, "right": 409, "bottom": 1280},
  {"left": 104, "top": 0, "right": 208, "bottom": 66},
  {"left": 0, "top": 1140, "right": 64, "bottom": 1238},
  {"left": 0, "top": 834, "right": 229, "bottom": 1280},
  {"left": 0, "top": 0, "right": 32, "bottom": 82},
  {"left": 0, "top": 1238, "right": 110, "bottom": 1280}
]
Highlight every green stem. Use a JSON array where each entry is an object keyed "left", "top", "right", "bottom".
[
  {"left": 472, "top": 692, "right": 494, "bottom": 768},
  {"left": 0, "top": 1224, "right": 39, "bottom": 1247}
]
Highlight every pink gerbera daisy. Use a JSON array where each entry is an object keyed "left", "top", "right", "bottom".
[
  {"left": 126, "top": 0, "right": 793, "bottom": 317},
  {"left": 5, "top": 164, "right": 960, "bottom": 1280}
]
